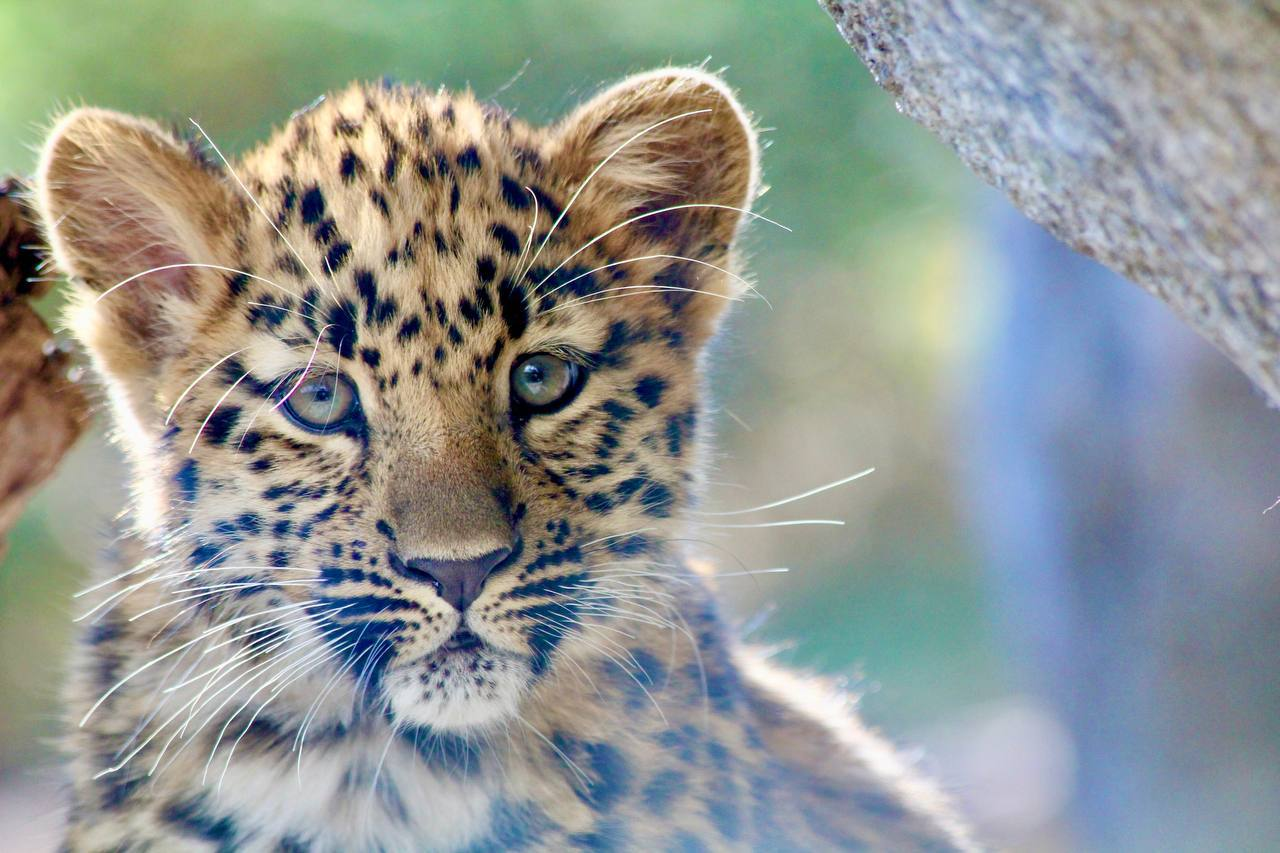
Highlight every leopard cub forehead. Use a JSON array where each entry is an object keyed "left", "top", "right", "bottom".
[
  {"left": 240, "top": 82, "right": 565, "bottom": 308},
  {"left": 221, "top": 80, "right": 728, "bottom": 406}
]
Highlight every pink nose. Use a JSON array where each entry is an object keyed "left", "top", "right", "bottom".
[{"left": 392, "top": 547, "right": 512, "bottom": 611}]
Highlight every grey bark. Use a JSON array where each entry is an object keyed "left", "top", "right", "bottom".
[{"left": 822, "top": 0, "right": 1280, "bottom": 405}]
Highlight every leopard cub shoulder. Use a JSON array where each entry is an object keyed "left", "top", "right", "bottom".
[{"left": 36, "top": 67, "right": 974, "bottom": 851}]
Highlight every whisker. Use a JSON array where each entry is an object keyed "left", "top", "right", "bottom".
[
  {"left": 513, "top": 185, "right": 540, "bottom": 280},
  {"left": 534, "top": 203, "right": 790, "bottom": 294},
  {"left": 697, "top": 467, "right": 876, "bottom": 517},
  {"left": 165, "top": 348, "right": 248, "bottom": 425},
  {"left": 271, "top": 325, "right": 336, "bottom": 412},
  {"left": 525, "top": 108, "right": 712, "bottom": 274},
  {"left": 538, "top": 253, "right": 764, "bottom": 305},
  {"left": 691, "top": 518, "right": 845, "bottom": 530},
  {"left": 79, "top": 600, "right": 322, "bottom": 726},
  {"left": 96, "top": 262, "right": 321, "bottom": 315},
  {"left": 188, "top": 118, "right": 343, "bottom": 313},
  {"left": 244, "top": 301, "right": 313, "bottom": 321},
  {"left": 189, "top": 370, "right": 253, "bottom": 453},
  {"left": 542, "top": 285, "right": 744, "bottom": 314}
]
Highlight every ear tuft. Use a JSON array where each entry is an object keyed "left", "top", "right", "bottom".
[{"left": 550, "top": 68, "right": 760, "bottom": 252}]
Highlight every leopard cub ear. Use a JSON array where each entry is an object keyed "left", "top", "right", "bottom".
[
  {"left": 36, "top": 108, "right": 242, "bottom": 397},
  {"left": 548, "top": 67, "right": 761, "bottom": 259}
]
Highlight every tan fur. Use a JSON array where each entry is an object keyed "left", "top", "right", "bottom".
[{"left": 36, "top": 69, "right": 974, "bottom": 851}]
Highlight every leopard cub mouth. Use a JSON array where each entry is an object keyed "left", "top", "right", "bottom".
[{"left": 440, "top": 628, "right": 483, "bottom": 653}]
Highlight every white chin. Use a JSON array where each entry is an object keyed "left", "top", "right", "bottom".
[{"left": 383, "top": 650, "right": 529, "bottom": 732}]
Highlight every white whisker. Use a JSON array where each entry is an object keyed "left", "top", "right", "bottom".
[
  {"left": 165, "top": 349, "right": 248, "bottom": 425},
  {"left": 534, "top": 203, "right": 789, "bottom": 295},
  {"left": 697, "top": 467, "right": 876, "bottom": 517},
  {"left": 525, "top": 108, "right": 712, "bottom": 274}
]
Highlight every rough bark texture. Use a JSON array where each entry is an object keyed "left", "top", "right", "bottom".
[
  {"left": 823, "top": 0, "right": 1280, "bottom": 405},
  {"left": 0, "top": 179, "right": 89, "bottom": 557}
]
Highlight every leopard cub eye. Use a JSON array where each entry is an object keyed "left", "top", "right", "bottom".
[
  {"left": 510, "top": 353, "right": 585, "bottom": 414},
  {"left": 280, "top": 373, "right": 360, "bottom": 432}
]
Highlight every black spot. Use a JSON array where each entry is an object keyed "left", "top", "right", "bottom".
[
  {"left": 174, "top": 460, "right": 199, "bottom": 503},
  {"left": 476, "top": 256, "right": 496, "bottom": 283},
  {"left": 354, "top": 269, "right": 379, "bottom": 318},
  {"left": 376, "top": 519, "right": 396, "bottom": 542},
  {"left": 456, "top": 146, "right": 481, "bottom": 171},
  {"left": 708, "top": 793, "right": 742, "bottom": 841},
  {"left": 277, "top": 835, "right": 311, "bottom": 853},
  {"left": 607, "top": 533, "right": 650, "bottom": 556},
  {"left": 324, "top": 301, "right": 358, "bottom": 359},
  {"left": 459, "top": 297, "right": 481, "bottom": 326},
  {"left": 100, "top": 771, "right": 145, "bottom": 811},
  {"left": 474, "top": 285, "right": 493, "bottom": 317},
  {"left": 642, "top": 769, "right": 687, "bottom": 812},
  {"left": 325, "top": 241, "right": 352, "bottom": 272},
  {"left": 639, "top": 482, "right": 674, "bottom": 518},
  {"left": 584, "top": 492, "right": 613, "bottom": 513},
  {"left": 500, "top": 176, "right": 529, "bottom": 209},
  {"left": 602, "top": 400, "right": 636, "bottom": 422},
  {"left": 300, "top": 187, "right": 325, "bottom": 225},
  {"left": 203, "top": 406, "right": 241, "bottom": 447},
  {"left": 633, "top": 376, "right": 666, "bottom": 408},
  {"left": 614, "top": 477, "right": 645, "bottom": 502},
  {"left": 665, "top": 409, "right": 696, "bottom": 456},
  {"left": 449, "top": 182, "right": 461, "bottom": 214},
  {"left": 360, "top": 348, "right": 382, "bottom": 369},
  {"left": 374, "top": 297, "right": 398, "bottom": 327},
  {"left": 313, "top": 217, "right": 337, "bottom": 245},
  {"left": 530, "top": 186, "right": 563, "bottom": 221},
  {"left": 339, "top": 150, "right": 363, "bottom": 182},
  {"left": 489, "top": 223, "right": 521, "bottom": 255},
  {"left": 162, "top": 795, "right": 238, "bottom": 847},
  {"left": 582, "top": 741, "right": 631, "bottom": 811},
  {"left": 497, "top": 278, "right": 528, "bottom": 340},
  {"left": 227, "top": 272, "right": 248, "bottom": 296},
  {"left": 397, "top": 316, "right": 422, "bottom": 341}
]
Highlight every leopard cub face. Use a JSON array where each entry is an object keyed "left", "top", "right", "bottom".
[{"left": 38, "top": 69, "right": 758, "bottom": 733}]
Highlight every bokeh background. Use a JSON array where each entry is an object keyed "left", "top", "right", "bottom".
[{"left": 2, "top": 2, "right": 1278, "bottom": 850}]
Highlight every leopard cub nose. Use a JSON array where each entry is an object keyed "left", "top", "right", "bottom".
[{"left": 390, "top": 546, "right": 512, "bottom": 612}]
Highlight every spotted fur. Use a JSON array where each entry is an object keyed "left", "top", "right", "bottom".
[{"left": 36, "top": 69, "right": 974, "bottom": 851}]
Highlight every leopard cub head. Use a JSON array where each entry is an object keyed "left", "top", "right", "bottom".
[{"left": 37, "top": 68, "right": 759, "bottom": 732}]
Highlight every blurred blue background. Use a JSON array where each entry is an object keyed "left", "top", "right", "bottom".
[{"left": 1, "top": 2, "right": 1278, "bottom": 850}]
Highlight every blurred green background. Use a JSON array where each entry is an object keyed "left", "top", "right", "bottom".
[{"left": 3, "top": 2, "right": 1278, "bottom": 851}]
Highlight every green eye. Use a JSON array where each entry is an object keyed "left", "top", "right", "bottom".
[
  {"left": 510, "top": 353, "right": 585, "bottom": 414},
  {"left": 280, "top": 373, "right": 360, "bottom": 432}
]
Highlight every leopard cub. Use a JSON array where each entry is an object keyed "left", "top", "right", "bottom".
[{"left": 36, "top": 67, "right": 973, "bottom": 851}]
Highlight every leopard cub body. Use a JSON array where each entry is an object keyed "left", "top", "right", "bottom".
[{"left": 36, "top": 69, "right": 972, "bottom": 851}]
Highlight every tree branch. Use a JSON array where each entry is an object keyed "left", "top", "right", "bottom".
[
  {"left": 0, "top": 179, "right": 89, "bottom": 556},
  {"left": 823, "top": 0, "right": 1280, "bottom": 405}
]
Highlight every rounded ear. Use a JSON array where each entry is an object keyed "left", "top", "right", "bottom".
[
  {"left": 547, "top": 67, "right": 761, "bottom": 258},
  {"left": 36, "top": 108, "right": 241, "bottom": 416}
]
